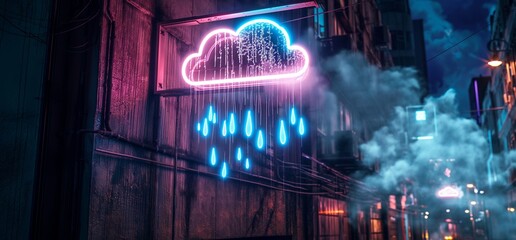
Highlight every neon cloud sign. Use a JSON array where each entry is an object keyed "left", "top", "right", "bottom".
[
  {"left": 436, "top": 186, "right": 463, "bottom": 198},
  {"left": 182, "top": 19, "right": 309, "bottom": 89}
]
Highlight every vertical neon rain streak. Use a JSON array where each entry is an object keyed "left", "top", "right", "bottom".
[
  {"left": 245, "top": 110, "right": 253, "bottom": 137},
  {"left": 210, "top": 148, "right": 217, "bottom": 166},
  {"left": 257, "top": 130, "right": 264, "bottom": 149},
  {"left": 236, "top": 147, "right": 242, "bottom": 161},
  {"left": 195, "top": 104, "right": 308, "bottom": 178},
  {"left": 229, "top": 113, "right": 236, "bottom": 135},
  {"left": 279, "top": 120, "right": 287, "bottom": 145},
  {"left": 245, "top": 158, "right": 250, "bottom": 170},
  {"left": 202, "top": 118, "right": 209, "bottom": 137},
  {"left": 222, "top": 120, "right": 227, "bottom": 137},
  {"left": 290, "top": 107, "right": 296, "bottom": 125},
  {"left": 221, "top": 162, "right": 228, "bottom": 178},
  {"left": 208, "top": 106, "right": 213, "bottom": 121},
  {"left": 298, "top": 117, "right": 305, "bottom": 136}
]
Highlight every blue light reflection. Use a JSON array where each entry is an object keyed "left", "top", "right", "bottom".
[
  {"left": 279, "top": 120, "right": 287, "bottom": 145},
  {"left": 221, "top": 162, "right": 228, "bottom": 178},
  {"left": 210, "top": 147, "right": 217, "bottom": 166}
]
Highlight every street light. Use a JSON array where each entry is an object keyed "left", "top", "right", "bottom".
[
  {"left": 466, "top": 183, "right": 475, "bottom": 189},
  {"left": 487, "top": 59, "right": 503, "bottom": 67},
  {"left": 487, "top": 39, "right": 510, "bottom": 67}
]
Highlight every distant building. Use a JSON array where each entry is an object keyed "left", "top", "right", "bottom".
[{"left": 376, "top": 0, "right": 429, "bottom": 98}]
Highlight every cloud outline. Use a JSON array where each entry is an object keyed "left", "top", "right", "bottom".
[
  {"left": 436, "top": 185, "right": 462, "bottom": 198},
  {"left": 181, "top": 19, "right": 309, "bottom": 88}
]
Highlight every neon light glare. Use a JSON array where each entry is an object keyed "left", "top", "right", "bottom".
[
  {"left": 279, "top": 120, "right": 287, "bottom": 145},
  {"left": 417, "top": 136, "right": 433, "bottom": 140},
  {"left": 202, "top": 118, "right": 209, "bottom": 137},
  {"left": 236, "top": 147, "right": 242, "bottom": 161},
  {"left": 181, "top": 19, "right": 309, "bottom": 89},
  {"left": 222, "top": 120, "right": 227, "bottom": 136},
  {"left": 318, "top": 210, "right": 345, "bottom": 215},
  {"left": 210, "top": 148, "right": 217, "bottom": 166},
  {"left": 290, "top": 107, "right": 296, "bottom": 125},
  {"left": 257, "top": 130, "right": 264, "bottom": 149},
  {"left": 229, "top": 113, "right": 236, "bottom": 135},
  {"left": 245, "top": 158, "right": 250, "bottom": 170},
  {"left": 245, "top": 110, "right": 253, "bottom": 137},
  {"left": 221, "top": 162, "right": 228, "bottom": 178},
  {"left": 437, "top": 186, "right": 461, "bottom": 198},
  {"left": 208, "top": 106, "right": 213, "bottom": 121},
  {"left": 195, "top": 104, "right": 309, "bottom": 178},
  {"left": 299, "top": 117, "right": 305, "bottom": 136},
  {"left": 415, "top": 110, "right": 426, "bottom": 121}
]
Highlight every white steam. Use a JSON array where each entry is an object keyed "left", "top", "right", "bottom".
[{"left": 318, "top": 51, "right": 515, "bottom": 238}]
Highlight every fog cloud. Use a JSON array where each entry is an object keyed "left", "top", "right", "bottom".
[{"left": 318, "top": 50, "right": 514, "bottom": 238}]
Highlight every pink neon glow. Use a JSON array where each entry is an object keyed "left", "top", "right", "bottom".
[
  {"left": 181, "top": 19, "right": 309, "bottom": 89},
  {"left": 437, "top": 186, "right": 461, "bottom": 198}
]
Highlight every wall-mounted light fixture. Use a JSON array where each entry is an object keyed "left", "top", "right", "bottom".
[{"left": 487, "top": 39, "right": 510, "bottom": 67}]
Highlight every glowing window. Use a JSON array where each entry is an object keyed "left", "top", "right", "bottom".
[{"left": 415, "top": 110, "right": 426, "bottom": 121}]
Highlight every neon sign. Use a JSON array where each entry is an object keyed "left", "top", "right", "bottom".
[
  {"left": 182, "top": 19, "right": 309, "bottom": 89},
  {"left": 195, "top": 105, "right": 307, "bottom": 178},
  {"left": 436, "top": 186, "right": 462, "bottom": 198}
]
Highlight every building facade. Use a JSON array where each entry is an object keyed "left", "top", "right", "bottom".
[
  {"left": 376, "top": 0, "right": 428, "bottom": 97},
  {"left": 481, "top": 0, "right": 516, "bottom": 238}
]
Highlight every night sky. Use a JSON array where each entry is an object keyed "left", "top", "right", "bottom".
[{"left": 410, "top": 0, "right": 497, "bottom": 114}]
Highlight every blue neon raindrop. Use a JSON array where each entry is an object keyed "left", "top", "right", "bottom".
[
  {"left": 245, "top": 158, "right": 250, "bottom": 170},
  {"left": 208, "top": 106, "right": 213, "bottom": 121},
  {"left": 245, "top": 110, "right": 253, "bottom": 137},
  {"left": 222, "top": 120, "right": 227, "bottom": 137},
  {"left": 257, "top": 130, "right": 264, "bottom": 149},
  {"left": 279, "top": 120, "right": 287, "bottom": 145},
  {"left": 290, "top": 107, "right": 296, "bottom": 125},
  {"left": 229, "top": 113, "right": 236, "bottom": 135},
  {"left": 196, "top": 122, "right": 201, "bottom": 132},
  {"left": 210, "top": 148, "right": 217, "bottom": 166},
  {"left": 212, "top": 113, "right": 217, "bottom": 124},
  {"left": 221, "top": 162, "right": 228, "bottom": 178},
  {"left": 237, "top": 147, "right": 242, "bottom": 161},
  {"left": 299, "top": 117, "right": 305, "bottom": 136},
  {"left": 202, "top": 118, "right": 209, "bottom": 137}
]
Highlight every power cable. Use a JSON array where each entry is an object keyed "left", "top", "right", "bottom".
[
  {"left": 426, "top": 29, "right": 484, "bottom": 62},
  {"left": 0, "top": 13, "right": 46, "bottom": 43}
]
